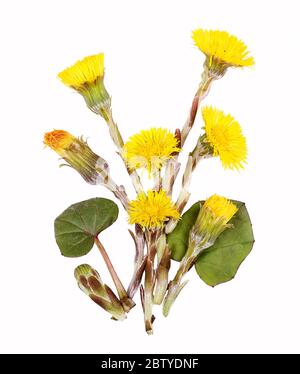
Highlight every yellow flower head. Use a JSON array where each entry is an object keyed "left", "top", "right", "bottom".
[
  {"left": 58, "top": 53, "right": 105, "bottom": 89},
  {"left": 123, "top": 128, "right": 181, "bottom": 176},
  {"left": 44, "top": 130, "right": 75, "bottom": 155},
  {"left": 203, "top": 194, "right": 238, "bottom": 223},
  {"left": 190, "top": 194, "right": 238, "bottom": 248},
  {"left": 202, "top": 106, "right": 247, "bottom": 170},
  {"left": 128, "top": 190, "right": 180, "bottom": 229},
  {"left": 192, "top": 29, "right": 254, "bottom": 77},
  {"left": 44, "top": 130, "right": 106, "bottom": 185},
  {"left": 58, "top": 53, "right": 110, "bottom": 115}
]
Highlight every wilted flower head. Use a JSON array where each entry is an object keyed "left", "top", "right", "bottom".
[
  {"left": 201, "top": 106, "right": 247, "bottom": 170},
  {"left": 192, "top": 29, "right": 254, "bottom": 78},
  {"left": 190, "top": 194, "right": 238, "bottom": 249},
  {"left": 123, "top": 128, "right": 180, "bottom": 176},
  {"left": 44, "top": 130, "right": 74, "bottom": 154},
  {"left": 44, "top": 130, "right": 109, "bottom": 185},
  {"left": 58, "top": 53, "right": 110, "bottom": 115},
  {"left": 128, "top": 190, "right": 180, "bottom": 229}
]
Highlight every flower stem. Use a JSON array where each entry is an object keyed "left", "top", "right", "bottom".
[
  {"left": 162, "top": 255, "right": 193, "bottom": 316},
  {"left": 165, "top": 155, "right": 193, "bottom": 234},
  {"left": 111, "top": 184, "right": 130, "bottom": 211},
  {"left": 180, "top": 71, "right": 214, "bottom": 147},
  {"left": 104, "top": 108, "right": 144, "bottom": 194},
  {"left": 99, "top": 173, "right": 130, "bottom": 211},
  {"left": 162, "top": 70, "right": 213, "bottom": 198},
  {"left": 94, "top": 236, "right": 135, "bottom": 313},
  {"left": 144, "top": 230, "right": 157, "bottom": 335},
  {"left": 153, "top": 168, "right": 162, "bottom": 191},
  {"left": 153, "top": 245, "right": 171, "bottom": 305},
  {"left": 162, "top": 160, "right": 181, "bottom": 196},
  {"left": 163, "top": 238, "right": 209, "bottom": 316},
  {"left": 127, "top": 225, "right": 146, "bottom": 299}
]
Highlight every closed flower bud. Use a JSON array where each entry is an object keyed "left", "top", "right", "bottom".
[
  {"left": 190, "top": 194, "right": 238, "bottom": 251},
  {"left": 75, "top": 264, "right": 126, "bottom": 321}
]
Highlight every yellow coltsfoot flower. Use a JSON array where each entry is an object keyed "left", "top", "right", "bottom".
[
  {"left": 123, "top": 128, "right": 180, "bottom": 176},
  {"left": 201, "top": 106, "right": 247, "bottom": 170},
  {"left": 201, "top": 194, "right": 237, "bottom": 223},
  {"left": 128, "top": 190, "right": 180, "bottom": 229},
  {"left": 192, "top": 29, "right": 254, "bottom": 78},
  {"left": 44, "top": 130, "right": 109, "bottom": 185},
  {"left": 190, "top": 194, "right": 238, "bottom": 250},
  {"left": 58, "top": 53, "right": 111, "bottom": 116}
]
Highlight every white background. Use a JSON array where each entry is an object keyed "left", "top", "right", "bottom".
[{"left": 0, "top": 0, "right": 299, "bottom": 354}]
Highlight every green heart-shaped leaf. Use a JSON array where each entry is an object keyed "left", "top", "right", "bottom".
[
  {"left": 54, "top": 198, "right": 119, "bottom": 257},
  {"left": 195, "top": 201, "right": 254, "bottom": 287},
  {"left": 167, "top": 200, "right": 254, "bottom": 287}
]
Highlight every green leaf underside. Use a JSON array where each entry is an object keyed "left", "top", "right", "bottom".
[
  {"left": 168, "top": 200, "right": 254, "bottom": 287},
  {"left": 54, "top": 198, "right": 119, "bottom": 257}
]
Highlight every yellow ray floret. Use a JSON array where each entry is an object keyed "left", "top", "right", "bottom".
[
  {"left": 204, "top": 194, "right": 238, "bottom": 223},
  {"left": 202, "top": 107, "right": 247, "bottom": 170},
  {"left": 123, "top": 128, "right": 180, "bottom": 175},
  {"left": 192, "top": 29, "right": 254, "bottom": 68},
  {"left": 44, "top": 130, "right": 75, "bottom": 153},
  {"left": 128, "top": 190, "right": 180, "bottom": 229},
  {"left": 58, "top": 53, "right": 105, "bottom": 89}
]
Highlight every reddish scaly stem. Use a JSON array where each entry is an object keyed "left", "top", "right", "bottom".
[{"left": 94, "top": 236, "right": 135, "bottom": 313}]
